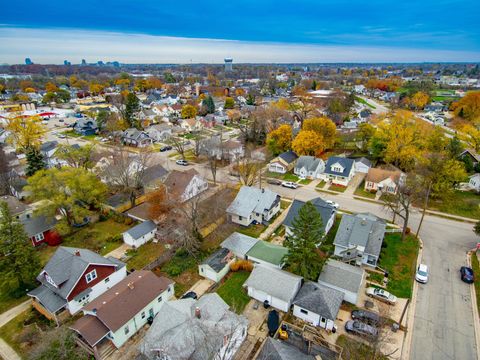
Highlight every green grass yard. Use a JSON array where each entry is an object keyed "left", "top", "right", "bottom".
[
  {"left": 427, "top": 191, "right": 480, "bottom": 219},
  {"left": 471, "top": 252, "right": 480, "bottom": 315},
  {"left": 328, "top": 183, "right": 347, "bottom": 193},
  {"left": 126, "top": 242, "right": 166, "bottom": 271},
  {"left": 354, "top": 180, "right": 376, "bottom": 199},
  {"left": 237, "top": 223, "right": 267, "bottom": 238},
  {"left": 299, "top": 178, "right": 312, "bottom": 185},
  {"left": 216, "top": 271, "right": 251, "bottom": 313},
  {"left": 355, "top": 96, "right": 376, "bottom": 109}
]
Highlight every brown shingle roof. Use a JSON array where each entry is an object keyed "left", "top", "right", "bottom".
[
  {"left": 70, "top": 315, "right": 109, "bottom": 347},
  {"left": 164, "top": 169, "right": 199, "bottom": 200},
  {"left": 82, "top": 271, "right": 173, "bottom": 332},
  {"left": 366, "top": 168, "right": 402, "bottom": 184}
]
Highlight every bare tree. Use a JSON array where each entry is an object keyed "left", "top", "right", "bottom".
[
  {"left": 192, "top": 133, "right": 204, "bottom": 158},
  {"left": 235, "top": 157, "right": 263, "bottom": 186},
  {"left": 168, "top": 136, "right": 186, "bottom": 160},
  {"left": 208, "top": 155, "right": 219, "bottom": 185},
  {"left": 0, "top": 146, "right": 13, "bottom": 195}
]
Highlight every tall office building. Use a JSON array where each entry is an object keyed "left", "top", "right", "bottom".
[
  {"left": 224, "top": 57, "right": 233, "bottom": 72},
  {"left": 81, "top": 59, "right": 87, "bottom": 66},
  {"left": 64, "top": 60, "right": 71, "bottom": 66},
  {"left": 25, "top": 58, "right": 33, "bottom": 65}
]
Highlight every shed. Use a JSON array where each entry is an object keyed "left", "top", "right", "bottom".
[
  {"left": 198, "top": 248, "right": 232, "bottom": 283},
  {"left": 122, "top": 220, "right": 156, "bottom": 248}
]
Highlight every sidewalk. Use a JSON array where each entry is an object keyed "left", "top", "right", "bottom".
[
  {"left": 0, "top": 300, "right": 30, "bottom": 360},
  {"left": 258, "top": 203, "right": 291, "bottom": 241},
  {"left": 105, "top": 243, "right": 131, "bottom": 259},
  {"left": 0, "top": 338, "right": 21, "bottom": 360}
]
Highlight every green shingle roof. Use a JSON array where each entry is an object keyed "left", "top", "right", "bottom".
[{"left": 246, "top": 241, "right": 288, "bottom": 266}]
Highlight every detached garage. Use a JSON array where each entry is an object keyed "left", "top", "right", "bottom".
[
  {"left": 243, "top": 265, "right": 302, "bottom": 312},
  {"left": 122, "top": 220, "right": 156, "bottom": 248},
  {"left": 198, "top": 248, "right": 232, "bottom": 283}
]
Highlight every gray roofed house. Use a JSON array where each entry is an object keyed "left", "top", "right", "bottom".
[
  {"left": 227, "top": 186, "right": 281, "bottom": 227},
  {"left": 292, "top": 282, "right": 343, "bottom": 330},
  {"left": 141, "top": 293, "right": 248, "bottom": 360},
  {"left": 294, "top": 156, "right": 325, "bottom": 179},
  {"left": 143, "top": 164, "right": 169, "bottom": 189},
  {"left": 354, "top": 157, "right": 372, "bottom": 174},
  {"left": 322, "top": 156, "right": 355, "bottom": 186},
  {"left": 123, "top": 220, "right": 157, "bottom": 248},
  {"left": 122, "top": 128, "right": 153, "bottom": 147},
  {"left": 283, "top": 198, "right": 336, "bottom": 240},
  {"left": 198, "top": 248, "right": 232, "bottom": 282},
  {"left": 268, "top": 151, "right": 298, "bottom": 174},
  {"left": 257, "top": 337, "right": 314, "bottom": 360},
  {"left": 21, "top": 215, "right": 58, "bottom": 246},
  {"left": 244, "top": 265, "right": 302, "bottom": 312},
  {"left": 317, "top": 259, "right": 365, "bottom": 305},
  {"left": 333, "top": 213, "right": 386, "bottom": 267},
  {"left": 0, "top": 194, "right": 28, "bottom": 218},
  {"left": 279, "top": 151, "right": 298, "bottom": 164},
  {"left": 221, "top": 232, "right": 259, "bottom": 259}
]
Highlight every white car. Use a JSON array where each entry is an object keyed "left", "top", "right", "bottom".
[
  {"left": 415, "top": 264, "right": 429, "bottom": 284},
  {"left": 366, "top": 287, "right": 397, "bottom": 305},
  {"left": 281, "top": 181, "right": 298, "bottom": 189},
  {"left": 58, "top": 134, "right": 66, "bottom": 139},
  {"left": 325, "top": 200, "right": 339, "bottom": 209}
]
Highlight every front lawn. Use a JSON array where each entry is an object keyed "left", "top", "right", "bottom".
[
  {"left": 378, "top": 233, "right": 419, "bottom": 298},
  {"left": 354, "top": 96, "right": 376, "bottom": 109},
  {"left": 471, "top": 253, "right": 480, "bottom": 315},
  {"left": 299, "top": 178, "right": 312, "bottom": 185},
  {"left": 126, "top": 242, "right": 166, "bottom": 271},
  {"left": 428, "top": 190, "right": 480, "bottom": 219},
  {"left": 283, "top": 173, "right": 299, "bottom": 182},
  {"left": 265, "top": 172, "right": 299, "bottom": 182},
  {"left": 354, "top": 180, "right": 376, "bottom": 199},
  {"left": 216, "top": 271, "right": 251, "bottom": 313},
  {"left": 328, "top": 184, "right": 347, "bottom": 193},
  {"left": 316, "top": 180, "right": 326, "bottom": 189},
  {"left": 280, "top": 200, "right": 291, "bottom": 210}
]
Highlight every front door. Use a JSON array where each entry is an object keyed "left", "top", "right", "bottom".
[
  {"left": 149, "top": 308, "right": 154, "bottom": 318},
  {"left": 320, "top": 317, "right": 327, "bottom": 328}
]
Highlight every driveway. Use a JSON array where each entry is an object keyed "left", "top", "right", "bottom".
[{"left": 262, "top": 183, "right": 479, "bottom": 360}]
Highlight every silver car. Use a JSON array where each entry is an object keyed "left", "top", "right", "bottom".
[{"left": 345, "top": 320, "right": 378, "bottom": 338}]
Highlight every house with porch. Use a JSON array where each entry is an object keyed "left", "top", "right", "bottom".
[
  {"left": 321, "top": 157, "right": 355, "bottom": 186},
  {"left": 365, "top": 168, "right": 404, "bottom": 195},
  {"left": 268, "top": 151, "right": 298, "bottom": 174},
  {"left": 294, "top": 156, "right": 325, "bottom": 179},
  {"left": 122, "top": 128, "right": 153, "bottom": 147}
]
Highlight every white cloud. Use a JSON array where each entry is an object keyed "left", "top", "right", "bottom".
[{"left": 0, "top": 27, "right": 479, "bottom": 64}]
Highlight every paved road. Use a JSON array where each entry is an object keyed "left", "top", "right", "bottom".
[{"left": 264, "top": 183, "right": 478, "bottom": 360}]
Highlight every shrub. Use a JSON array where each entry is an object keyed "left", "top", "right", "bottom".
[
  {"left": 405, "top": 227, "right": 411, "bottom": 234},
  {"left": 230, "top": 259, "right": 253, "bottom": 272},
  {"left": 124, "top": 217, "right": 133, "bottom": 225}
]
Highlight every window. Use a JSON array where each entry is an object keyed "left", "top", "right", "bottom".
[
  {"left": 157, "top": 296, "right": 162, "bottom": 303},
  {"left": 34, "top": 233, "right": 45, "bottom": 242},
  {"left": 141, "top": 311, "right": 146, "bottom": 319},
  {"left": 104, "top": 277, "right": 110, "bottom": 284},
  {"left": 124, "top": 325, "right": 129, "bottom": 335},
  {"left": 239, "top": 216, "right": 243, "bottom": 221},
  {"left": 85, "top": 269, "right": 97, "bottom": 283},
  {"left": 300, "top": 309, "right": 308, "bottom": 315}
]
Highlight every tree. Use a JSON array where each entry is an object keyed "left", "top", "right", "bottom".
[
  {"left": 0, "top": 202, "right": 40, "bottom": 294},
  {"left": 302, "top": 116, "right": 337, "bottom": 149},
  {"left": 181, "top": 104, "right": 197, "bottom": 119},
  {"left": 169, "top": 137, "right": 186, "bottom": 160},
  {"left": 474, "top": 220, "right": 480, "bottom": 236},
  {"left": 26, "top": 147, "right": 46, "bottom": 176},
  {"left": 0, "top": 146, "right": 13, "bottom": 195},
  {"left": 204, "top": 96, "right": 215, "bottom": 114},
  {"left": 95, "top": 109, "right": 109, "bottom": 130},
  {"left": 453, "top": 91, "right": 480, "bottom": 124},
  {"left": 55, "top": 144, "right": 96, "bottom": 169},
  {"left": 6, "top": 116, "right": 46, "bottom": 151},
  {"left": 266, "top": 124, "right": 292, "bottom": 155},
  {"left": 235, "top": 158, "right": 263, "bottom": 186},
  {"left": 147, "top": 184, "right": 172, "bottom": 220},
  {"left": 30, "top": 327, "right": 87, "bottom": 360},
  {"left": 45, "top": 82, "right": 57, "bottom": 92},
  {"left": 292, "top": 130, "right": 325, "bottom": 156},
  {"left": 224, "top": 97, "right": 235, "bottom": 109},
  {"left": 246, "top": 93, "right": 256, "bottom": 105},
  {"left": 26, "top": 167, "right": 107, "bottom": 226},
  {"left": 460, "top": 124, "right": 480, "bottom": 152},
  {"left": 447, "top": 135, "right": 464, "bottom": 159},
  {"left": 410, "top": 91, "right": 430, "bottom": 110},
  {"left": 283, "top": 202, "right": 325, "bottom": 280},
  {"left": 123, "top": 92, "right": 140, "bottom": 127},
  {"left": 357, "top": 123, "right": 376, "bottom": 152}
]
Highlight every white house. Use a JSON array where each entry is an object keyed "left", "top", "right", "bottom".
[
  {"left": 144, "top": 124, "right": 172, "bottom": 142},
  {"left": 365, "top": 168, "right": 404, "bottom": 195},
  {"left": 244, "top": 265, "right": 302, "bottom": 312},
  {"left": 164, "top": 169, "right": 208, "bottom": 203},
  {"left": 70, "top": 271, "right": 174, "bottom": 351},
  {"left": 318, "top": 260, "right": 365, "bottom": 305},
  {"left": 294, "top": 156, "right": 325, "bottom": 179},
  {"left": 226, "top": 186, "right": 281, "bottom": 226},
  {"left": 268, "top": 151, "right": 298, "bottom": 174},
  {"left": 292, "top": 282, "right": 344, "bottom": 331},
  {"left": 322, "top": 156, "right": 355, "bottom": 186},
  {"left": 122, "top": 220, "right": 157, "bottom": 248},
  {"left": 469, "top": 173, "right": 480, "bottom": 192},
  {"left": 198, "top": 248, "right": 232, "bottom": 283},
  {"left": 354, "top": 157, "right": 372, "bottom": 174}
]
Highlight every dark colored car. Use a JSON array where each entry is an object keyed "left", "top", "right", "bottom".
[
  {"left": 267, "top": 310, "right": 279, "bottom": 336},
  {"left": 267, "top": 179, "right": 282, "bottom": 185},
  {"left": 180, "top": 291, "right": 198, "bottom": 300},
  {"left": 345, "top": 320, "right": 378, "bottom": 338},
  {"left": 160, "top": 146, "right": 172, "bottom": 152},
  {"left": 460, "top": 266, "right": 474, "bottom": 283},
  {"left": 351, "top": 309, "right": 380, "bottom": 326}
]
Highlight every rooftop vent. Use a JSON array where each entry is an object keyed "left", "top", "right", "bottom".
[{"left": 195, "top": 307, "right": 201, "bottom": 319}]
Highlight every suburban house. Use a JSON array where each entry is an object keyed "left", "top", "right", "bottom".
[
  {"left": 141, "top": 293, "right": 248, "bottom": 360},
  {"left": 122, "top": 128, "right": 153, "bottom": 147},
  {"left": 21, "top": 215, "right": 61, "bottom": 247},
  {"left": 459, "top": 149, "right": 480, "bottom": 167},
  {"left": 294, "top": 156, "right": 325, "bottom": 179},
  {"left": 365, "top": 168, "right": 404, "bottom": 195},
  {"left": 333, "top": 213, "right": 386, "bottom": 267},
  {"left": 9, "top": 177, "right": 29, "bottom": 200},
  {"left": 73, "top": 118, "right": 97, "bottom": 136},
  {"left": 1, "top": 194, "right": 29, "bottom": 220},
  {"left": 226, "top": 186, "right": 281, "bottom": 226},
  {"left": 268, "top": 151, "right": 298, "bottom": 174},
  {"left": 142, "top": 164, "right": 169, "bottom": 190},
  {"left": 122, "top": 220, "right": 157, "bottom": 248},
  {"left": 198, "top": 248, "right": 232, "bottom": 282},
  {"left": 292, "top": 282, "right": 344, "bottom": 331},
  {"left": 221, "top": 232, "right": 260, "bottom": 259},
  {"left": 469, "top": 173, "right": 480, "bottom": 192},
  {"left": 283, "top": 198, "right": 336, "bottom": 240},
  {"left": 28, "top": 247, "right": 127, "bottom": 322},
  {"left": 145, "top": 124, "right": 172, "bottom": 142},
  {"left": 164, "top": 169, "right": 208, "bottom": 203},
  {"left": 70, "top": 271, "right": 174, "bottom": 355},
  {"left": 245, "top": 241, "right": 288, "bottom": 269},
  {"left": 180, "top": 117, "right": 203, "bottom": 132},
  {"left": 318, "top": 260, "right": 365, "bottom": 305},
  {"left": 257, "top": 337, "right": 317, "bottom": 360},
  {"left": 39, "top": 141, "right": 59, "bottom": 168},
  {"left": 322, "top": 157, "right": 355, "bottom": 186},
  {"left": 354, "top": 157, "right": 372, "bottom": 174},
  {"left": 243, "top": 265, "right": 302, "bottom": 312}
]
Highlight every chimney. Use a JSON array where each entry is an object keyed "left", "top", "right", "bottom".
[
  {"left": 195, "top": 307, "right": 201, "bottom": 319},
  {"left": 127, "top": 282, "right": 134, "bottom": 290},
  {"left": 75, "top": 250, "right": 81, "bottom": 256}
]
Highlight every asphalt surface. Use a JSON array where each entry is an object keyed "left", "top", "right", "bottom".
[{"left": 264, "top": 183, "right": 478, "bottom": 360}]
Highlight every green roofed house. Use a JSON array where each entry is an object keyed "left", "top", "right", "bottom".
[{"left": 245, "top": 241, "right": 289, "bottom": 269}]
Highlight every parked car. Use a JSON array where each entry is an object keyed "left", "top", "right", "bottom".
[
  {"left": 100, "top": 137, "right": 108, "bottom": 142},
  {"left": 345, "top": 320, "right": 378, "bottom": 338},
  {"left": 176, "top": 159, "right": 189, "bottom": 166},
  {"left": 267, "top": 179, "right": 282, "bottom": 185},
  {"left": 415, "top": 264, "right": 429, "bottom": 284},
  {"left": 351, "top": 309, "right": 380, "bottom": 326},
  {"left": 366, "top": 287, "right": 397, "bottom": 305},
  {"left": 160, "top": 145, "right": 172, "bottom": 152},
  {"left": 281, "top": 181, "right": 298, "bottom": 189},
  {"left": 180, "top": 291, "right": 198, "bottom": 300},
  {"left": 325, "top": 200, "right": 339, "bottom": 209},
  {"left": 460, "top": 266, "right": 474, "bottom": 284},
  {"left": 58, "top": 134, "right": 66, "bottom": 139},
  {"left": 59, "top": 119, "right": 64, "bottom": 122}
]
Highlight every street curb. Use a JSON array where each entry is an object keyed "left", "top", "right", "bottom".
[
  {"left": 400, "top": 236, "right": 423, "bottom": 360},
  {"left": 466, "top": 252, "right": 480, "bottom": 359}
]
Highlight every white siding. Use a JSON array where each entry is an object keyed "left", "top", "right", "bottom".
[
  {"left": 268, "top": 163, "right": 286, "bottom": 174},
  {"left": 198, "top": 263, "right": 230, "bottom": 283},
  {"left": 123, "top": 229, "right": 155, "bottom": 248},
  {"left": 229, "top": 213, "right": 252, "bottom": 226}
]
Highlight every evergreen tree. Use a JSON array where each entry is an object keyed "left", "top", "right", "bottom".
[
  {"left": 474, "top": 220, "right": 480, "bottom": 236},
  {"left": 0, "top": 202, "right": 40, "bottom": 294},
  {"left": 283, "top": 201, "right": 326, "bottom": 280},
  {"left": 311, "top": 80, "right": 317, "bottom": 90},
  {"left": 447, "top": 136, "right": 464, "bottom": 159},
  {"left": 26, "top": 147, "right": 46, "bottom": 176},
  {"left": 124, "top": 92, "right": 140, "bottom": 128},
  {"left": 204, "top": 96, "right": 215, "bottom": 114},
  {"left": 246, "top": 93, "right": 256, "bottom": 106}
]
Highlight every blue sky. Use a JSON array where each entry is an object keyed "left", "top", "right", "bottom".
[{"left": 1, "top": 0, "right": 480, "bottom": 63}]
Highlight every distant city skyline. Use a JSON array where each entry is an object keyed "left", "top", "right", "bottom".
[{"left": 1, "top": 0, "right": 480, "bottom": 63}]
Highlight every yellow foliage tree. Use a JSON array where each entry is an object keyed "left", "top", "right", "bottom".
[
  {"left": 292, "top": 130, "right": 325, "bottom": 157},
  {"left": 460, "top": 124, "right": 480, "bottom": 152},
  {"left": 302, "top": 117, "right": 337, "bottom": 149},
  {"left": 181, "top": 104, "right": 197, "bottom": 119},
  {"left": 454, "top": 91, "right": 480, "bottom": 125},
  {"left": 45, "top": 82, "right": 58, "bottom": 92},
  {"left": 6, "top": 115, "right": 46, "bottom": 151},
  {"left": 410, "top": 91, "right": 430, "bottom": 110},
  {"left": 266, "top": 124, "right": 293, "bottom": 155},
  {"left": 89, "top": 83, "right": 104, "bottom": 95},
  {"left": 24, "top": 87, "right": 36, "bottom": 93}
]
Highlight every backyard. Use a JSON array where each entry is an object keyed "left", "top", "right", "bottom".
[
  {"left": 378, "top": 233, "right": 419, "bottom": 298},
  {"left": 216, "top": 271, "right": 251, "bottom": 314},
  {"left": 126, "top": 242, "right": 167, "bottom": 271}
]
